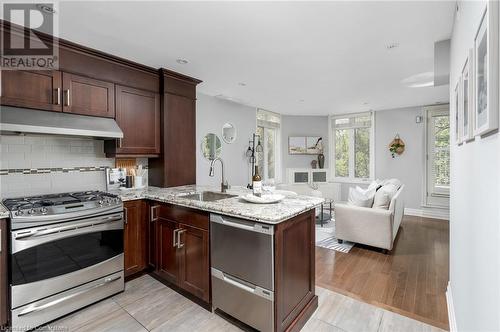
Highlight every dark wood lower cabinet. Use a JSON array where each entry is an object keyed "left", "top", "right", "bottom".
[
  {"left": 155, "top": 217, "right": 179, "bottom": 284},
  {"left": 0, "top": 219, "right": 8, "bottom": 328},
  {"left": 125, "top": 200, "right": 316, "bottom": 330},
  {"left": 178, "top": 224, "right": 210, "bottom": 303},
  {"left": 275, "top": 210, "right": 317, "bottom": 332},
  {"left": 124, "top": 201, "right": 147, "bottom": 278},
  {"left": 151, "top": 203, "right": 210, "bottom": 304},
  {"left": 148, "top": 204, "right": 159, "bottom": 269}
]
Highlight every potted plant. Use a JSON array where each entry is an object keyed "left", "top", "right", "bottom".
[{"left": 389, "top": 134, "right": 405, "bottom": 158}]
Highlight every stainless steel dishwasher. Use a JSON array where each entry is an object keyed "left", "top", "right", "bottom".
[{"left": 210, "top": 213, "right": 274, "bottom": 332}]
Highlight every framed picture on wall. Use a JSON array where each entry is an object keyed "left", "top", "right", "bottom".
[
  {"left": 462, "top": 49, "right": 475, "bottom": 142},
  {"left": 454, "top": 80, "right": 462, "bottom": 145},
  {"left": 288, "top": 136, "right": 323, "bottom": 154},
  {"left": 473, "top": 1, "right": 499, "bottom": 136},
  {"left": 288, "top": 137, "right": 307, "bottom": 154}
]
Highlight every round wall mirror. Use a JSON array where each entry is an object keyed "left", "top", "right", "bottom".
[
  {"left": 222, "top": 123, "right": 237, "bottom": 144},
  {"left": 201, "top": 133, "right": 222, "bottom": 160}
]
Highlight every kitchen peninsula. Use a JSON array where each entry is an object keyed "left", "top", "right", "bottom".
[{"left": 117, "top": 185, "right": 323, "bottom": 332}]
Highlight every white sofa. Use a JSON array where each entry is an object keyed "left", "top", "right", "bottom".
[{"left": 335, "top": 185, "right": 405, "bottom": 252}]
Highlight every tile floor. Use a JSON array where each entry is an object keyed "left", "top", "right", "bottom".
[{"left": 47, "top": 274, "right": 446, "bottom": 332}]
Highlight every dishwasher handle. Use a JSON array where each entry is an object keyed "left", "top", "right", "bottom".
[{"left": 210, "top": 214, "right": 273, "bottom": 235}]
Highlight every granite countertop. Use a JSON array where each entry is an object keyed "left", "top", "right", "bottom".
[
  {"left": 0, "top": 202, "right": 9, "bottom": 219},
  {"left": 111, "top": 185, "right": 324, "bottom": 224}
]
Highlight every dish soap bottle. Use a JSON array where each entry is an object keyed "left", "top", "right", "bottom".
[{"left": 252, "top": 165, "right": 262, "bottom": 197}]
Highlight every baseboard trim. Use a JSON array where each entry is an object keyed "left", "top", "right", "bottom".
[
  {"left": 404, "top": 208, "right": 449, "bottom": 220},
  {"left": 446, "top": 282, "right": 457, "bottom": 332}
]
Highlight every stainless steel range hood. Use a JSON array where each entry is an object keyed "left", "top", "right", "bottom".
[{"left": 0, "top": 106, "right": 123, "bottom": 139}]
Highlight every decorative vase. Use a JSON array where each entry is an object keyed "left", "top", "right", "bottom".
[{"left": 317, "top": 153, "right": 325, "bottom": 169}]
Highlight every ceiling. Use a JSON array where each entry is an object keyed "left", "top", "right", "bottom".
[{"left": 55, "top": 1, "right": 455, "bottom": 115}]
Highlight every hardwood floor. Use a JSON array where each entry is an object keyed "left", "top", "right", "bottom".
[{"left": 316, "top": 215, "right": 450, "bottom": 330}]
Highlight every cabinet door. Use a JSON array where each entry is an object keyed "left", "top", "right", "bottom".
[
  {"left": 177, "top": 224, "right": 210, "bottom": 302},
  {"left": 155, "top": 217, "right": 179, "bottom": 284},
  {"left": 163, "top": 93, "right": 196, "bottom": 186},
  {"left": 0, "top": 219, "right": 7, "bottom": 328},
  {"left": 148, "top": 204, "right": 159, "bottom": 269},
  {"left": 0, "top": 70, "right": 62, "bottom": 111},
  {"left": 62, "top": 72, "right": 115, "bottom": 118},
  {"left": 114, "top": 85, "right": 160, "bottom": 155},
  {"left": 124, "top": 201, "right": 147, "bottom": 277}
]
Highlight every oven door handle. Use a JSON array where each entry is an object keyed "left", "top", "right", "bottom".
[
  {"left": 15, "top": 214, "right": 122, "bottom": 240},
  {"left": 17, "top": 275, "right": 122, "bottom": 317}
]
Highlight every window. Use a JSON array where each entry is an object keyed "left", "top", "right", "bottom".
[
  {"left": 256, "top": 109, "right": 281, "bottom": 182},
  {"left": 330, "top": 112, "right": 374, "bottom": 182},
  {"left": 425, "top": 105, "right": 450, "bottom": 207}
]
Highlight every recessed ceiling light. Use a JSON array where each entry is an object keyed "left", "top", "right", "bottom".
[
  {"left": 176, "top": 59, "right": 188, "bottom": 65},
  {"left": 386, "top": 42, "right": 399, "bottom": 50},
  {"left": 37, "top": 4, "right": 56, "bottom": 14},
  {"left": 299, "top": 99, "right": 305, "bottom": 102},
  {"left": 363, "top": 102, "right": 369, "bottom": 105},
  {"left": 238, "top": 82, "right": 247, "bottom": 86}
]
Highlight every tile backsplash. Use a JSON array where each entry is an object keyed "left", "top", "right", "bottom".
[{"left": 0, "top": 134, "right": 120, "bottom": 198}]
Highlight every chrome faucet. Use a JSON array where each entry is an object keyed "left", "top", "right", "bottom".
[{"left": 209, "top": 157, "right": 229, "bottom": 193}]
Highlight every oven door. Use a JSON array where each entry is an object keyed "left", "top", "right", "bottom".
[{"left": 10, "top": 212, "right": 124, "bottom": 309}]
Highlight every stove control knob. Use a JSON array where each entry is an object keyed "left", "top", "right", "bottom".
[
  {"left": 28, "top": 208, "right": 35, "bottom": 215},
  {"left": 41, "top": 207, "right": 48, "bottom": 214},
  {"left": 98, "top": 200, "right": 103, "bottom": 206},
  {"left": 15, "top": 209, "right": 23, "bottom": 216}
]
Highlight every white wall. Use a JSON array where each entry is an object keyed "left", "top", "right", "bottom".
[
  {"left": 375, "top": 107, "right": 425, "bottom": 210},
  {"left": 280, "top": 115, "right": 329, "bottom": 181},
  {"left": 196, "top": 93, "right": 256, "bottom": 187},
  {"left": 449, "top": 2, "right": 500, "bottom": 331}
]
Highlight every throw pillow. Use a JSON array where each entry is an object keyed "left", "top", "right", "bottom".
[
  {"left": 348, "top": 186, "right": 376, "bottom": 207},
  {"left": 383, "top": 178, "right": 402, "bottom": 189},
  {"left": 373, "top": 184, "right": 398, "bottom": 209}
]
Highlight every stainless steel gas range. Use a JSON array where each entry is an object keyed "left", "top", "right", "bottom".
[{"left": 3, "top": 191, "right": 125, "bottom": 330}]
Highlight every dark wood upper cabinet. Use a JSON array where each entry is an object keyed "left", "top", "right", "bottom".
[
  {"left": 0, "top": 219, "right": 8, "bottom": 328},
  {"left": 124, "top": 200, "right": 147, "bottom": 278},
  {"left": 105, "top": 85, "right": 160, "bottom": 157},
  {"left": 149, "top": 69, "right": 201, "bottom": 187},
  {"left": 62, "top": 73, "right": 115, "bottom": 118},
  {"left": 0, "top": 70, "right": 62, "bottom": 112}
]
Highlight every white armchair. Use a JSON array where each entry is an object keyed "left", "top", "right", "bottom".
[{"left": 335, "top": 185, "right": 405, "bottom": 252}]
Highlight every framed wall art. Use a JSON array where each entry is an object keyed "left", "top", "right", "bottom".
[
  {"left": 473, "top": 1, "right": 499, "bottom": 136},
  {"left": 288, "top": 136, "right": 322, "bottom": 155},
  {"left": 462, "top": 48, "right": 475, "bottom": 142},
  {"left": 454, "top": 80, "right": 462, "bottom": 145}
]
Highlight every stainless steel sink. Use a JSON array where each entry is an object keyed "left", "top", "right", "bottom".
[{"left": 180, "top": 191, "right": 237, "bottom": 202}]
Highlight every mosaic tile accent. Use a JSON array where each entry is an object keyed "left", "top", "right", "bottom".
[{"left": 0, "top": 166, "right": 110, "bottom": 175}]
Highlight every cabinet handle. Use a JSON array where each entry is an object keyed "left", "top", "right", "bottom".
[
  {"left": 64, "top": 89, "right": 70, "bottom": 106},
  {"left": 55, "top": 88, "right": 61, "bottom": 105},
  {"left": 177, "top": 229, "right": 186, "bottom": 248},
  {"left": 173, "top": 229, "right": 179, "bottom": 248},
  {"left": 0, "top": 229, "right": 2, "bottom": 253},
  {"left": 123, "top": 207, "right": 128, "bottom": 225},
  {"left": 118, "top": 138, "right": 122, "bottom": 148},
  {"left": 150, "top": 205, "right": 158, "bottom": 222}
]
